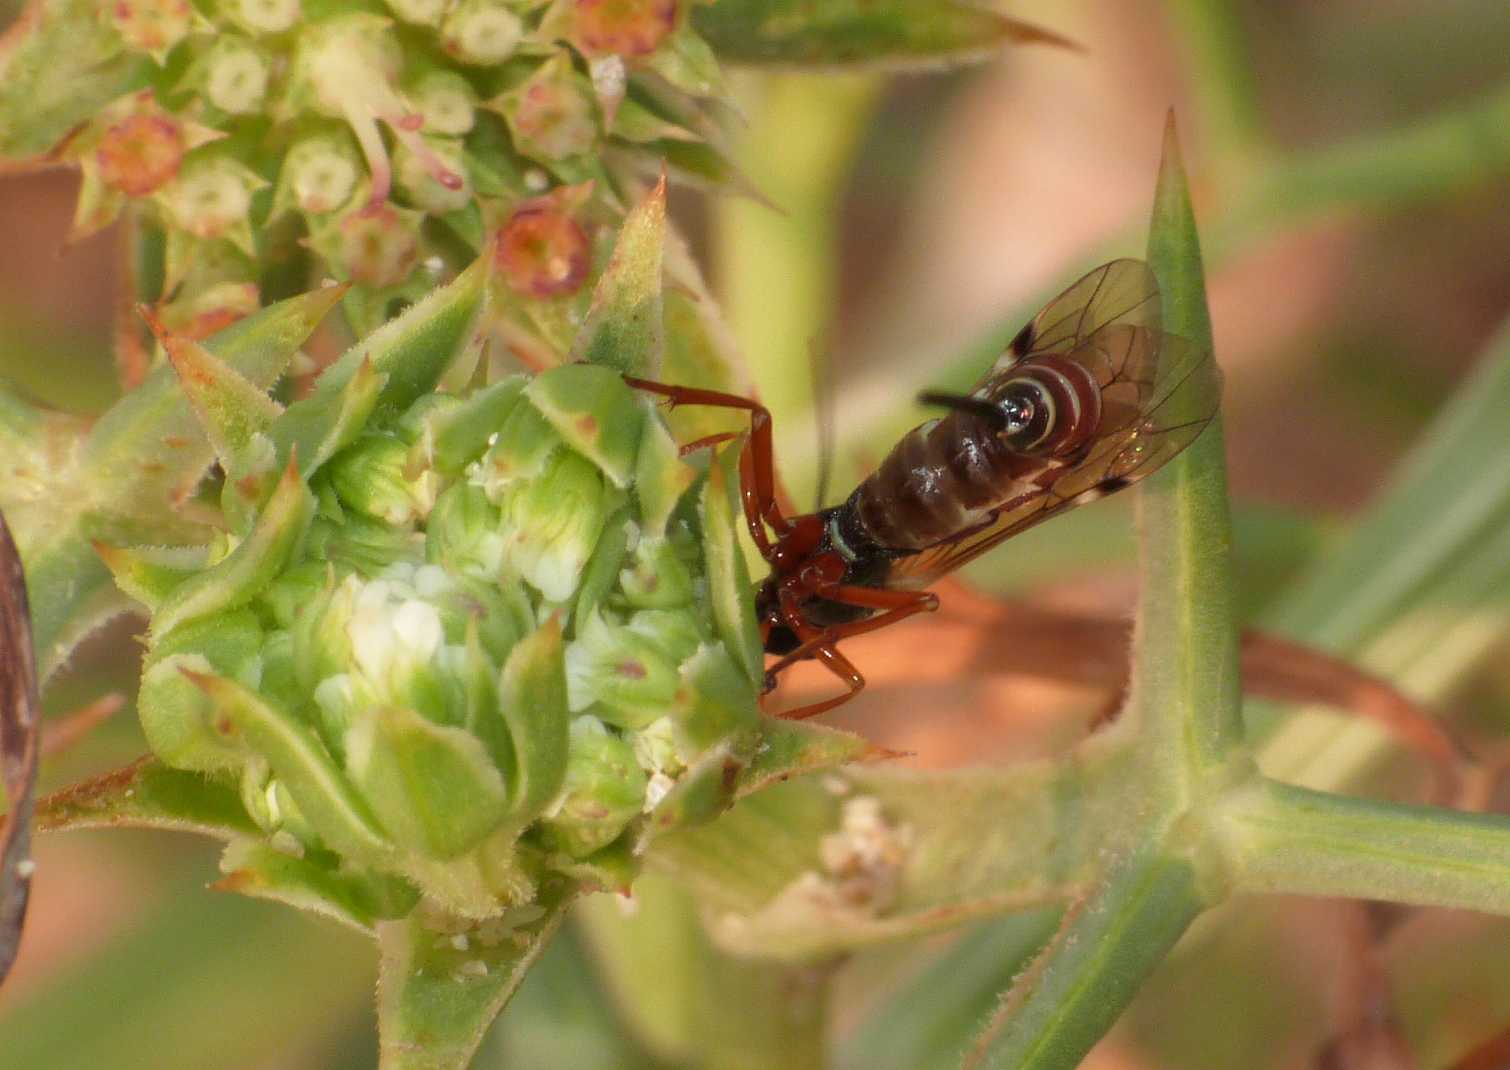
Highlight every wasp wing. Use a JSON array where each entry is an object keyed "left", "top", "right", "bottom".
[
  {"left": 888, "top": 330, "right": 1220, "bottom": 587},
  {"left": 987, "top": 259, "right": 1162, "bottom": 381}
]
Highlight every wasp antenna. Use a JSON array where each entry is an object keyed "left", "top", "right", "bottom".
[{"left": 917, "top": 391, "right": 1007, "bottom": 431}]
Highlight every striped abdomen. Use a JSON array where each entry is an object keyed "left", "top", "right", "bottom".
[{"left": 848, "top": 354, "right": 1104, "bottom": 551}]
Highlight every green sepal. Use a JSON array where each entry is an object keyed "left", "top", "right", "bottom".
[
  {"left": 620, "top": 533, "right": 696, "bottom": 609},
  {"left": 183, "top": 669, "right": 396, "bottom": 866},
  {"left": 524, "top": 363, "right": 645, "bottom": 489},
  {"left": 215, "top": 839, "right": 421, "bottom": 933},
  {"left": 737, "top": 717, "right": 870, "bottom": 798},
  {"left": 673, "top": 642, "right": 760, "bottom": 755},
  {"left": 571, "top": 175, "right": 666, "bottom": 376},
  {"left": 571, "top": 507, "right": 633, "bottom": 626},
  {"left": 345, "top": 705, "right": 512, "bottom": 859},
  {"left": 493, "top": 618, "right": 571, "bottom": 827},
  {"left": 477, "top": 396, "right": 561, "bottom": 491},
  {"left": 425, "top": 482, "right": 505, "bottom": 579},
  {"left": 701, "top": 444, "right": 765, "bottom": 683},
  {"left": 648, "top": 740, "right": 745, "bottom": 833},
  {"left": 417, "top": 376, "right": 528, "bottom": 476},
  {"left": 633, "top": 405, "right": 697, "bottom": 538},
  {"left": 538, "top": 716, "right": 648, "bottom": 859},
  {"left": 268, "top": 356, "right": 388, "bottom": 481},
  {"left": 138, "top": 609, "right": 265, "bottom": 773},
  {"left": 150, "top": 458, "right": 316, "bottom": 640},
  {"left": 691, "top": 0, "right": 1074, "bottom": 69},
  {"left": 94, "top": 541, "right": 219, "bottom": 611}
]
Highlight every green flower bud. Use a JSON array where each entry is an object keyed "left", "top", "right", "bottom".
[
  {"left": 426, "top": 482, "right": 506, "bottom": 580},
  {"left": 139, "top": 610, "right": 265, "bottom": 772},
  {"left": 441, "top": 0, "right": 524, "bottom": 65},
  {"left": 408, "top": 70, "right": 479, "bottom": 136},
  {"left": 539, "top": 717, "right": 647, "bottom": 858},
  {"left": 157, "top": 154, "right": 267, "bottom": 252},
  {"left": 276, "top": 132, "right": 363, "bottom": 216},
  {"left": 564, "top": 608, "right": 684, "bottom": 729},
  {"left": 219, "top": 0, "right": 300, "bottom": 35},
  {"left": 385, "top": 0, "right": 451, "bottom": 26},
  {"left": 201, "top": 37, "right": 271, "bottom": 115},
  {"left": 498, "top": 450, "right": 611, "bottom": 603},
  {"left": 239, "top": 762, "right": 323, "bottom": 850},
  {"left": 327, "top": 432, "right": 442, "bottom": 527}
]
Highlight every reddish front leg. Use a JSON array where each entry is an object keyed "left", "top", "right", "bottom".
[{"left": 623, "top": 377, "right": 794, "bottom": 555}]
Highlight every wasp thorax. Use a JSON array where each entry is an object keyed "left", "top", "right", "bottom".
[{"left": 999, "top": 378, "right": 1056, "bottom": 452}]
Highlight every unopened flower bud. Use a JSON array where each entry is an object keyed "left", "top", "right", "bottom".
[
  {"left": 385, "top": 0, "right": 451, "bottom": 26},
  {"left": 202, "top": 37, "right": 271, "bottom": 115},
  {"left": 276, "top": 132, "right": 362, "bottom": 217},
  {"left": 441, "top": 0, "right": 524, "bottom": 65},
  {"left": 498, "top": 450, "right": 611, "bottom": 602},
  {"left": 219, "top": 0, "right": 300, "bottom": 35},
  {"left": 328, "top": 432, "right": 441, "bottom": 526},
  {"left": 159, "top": 155, "right": 266, "bottom": 241},
  {"left": 539, "top": 717, "right": 647, "bottom": 857},
  {"left": 138, "top": 610, "right": 264, "bottom": 772},
  {"left": 565, "top": 608, "right": 688, "bottom": 729},
  {"left": 426, "top": 482, "right": 506, "bottom": 579}
]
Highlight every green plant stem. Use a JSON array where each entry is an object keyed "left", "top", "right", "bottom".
[
  {"left": 1218, "top": 778, "right": 1510, "bottom": 914},
  {"left": 715, "top": 71, "right": 882, "bottom": 507},
  {"left": 965, "top": 844, "right": 1206, "bottom": 1070}
]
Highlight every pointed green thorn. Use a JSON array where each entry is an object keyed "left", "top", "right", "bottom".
[
  {"left": 145, "top": 304, "right": 284, "bottom": 473},
  {"left": 151, "top": 453, "right": 315, "bottom": 640},
  {"left": 572, "top": 172, "right": 666, "bottom": 376}
]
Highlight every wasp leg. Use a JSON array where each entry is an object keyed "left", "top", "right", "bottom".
[
  {"left": 762, "top": 583, "right": 939, "bottom": 718},
  {"left": 622, "top": 377, "right": 794, "bottom": 550},
  {"left": 677, "top": 431, "right": 741, "bottom": 457},
  {"left": 780, "top": 645, "right": 866, "bottom": 721}
]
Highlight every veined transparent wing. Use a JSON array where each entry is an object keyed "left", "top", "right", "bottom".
[
  {"left": 987, "top": 258, "right": 1162, "bottom": 381},
  {"left": 889, "top": 329, "right": 1220, "bottom": 587}
]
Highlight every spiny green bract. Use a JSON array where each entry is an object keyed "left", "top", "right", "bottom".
[
  {"left": 47, "top": 0, "right": 733, "bottom": 341},
  {"left": 111, "top": 357, "right": 763, "bottom": 918}
]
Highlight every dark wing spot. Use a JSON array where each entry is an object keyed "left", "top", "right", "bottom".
[{"left": 1009, "top": 322, "right": 1035, "bottom": 357}]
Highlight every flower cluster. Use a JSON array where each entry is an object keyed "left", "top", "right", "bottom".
[
  {"left": 107, "top": 306, "right": 765, "bottom": 916},
  {"left": 66, "top": 0, "right": 731, "bottom": 341}
]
